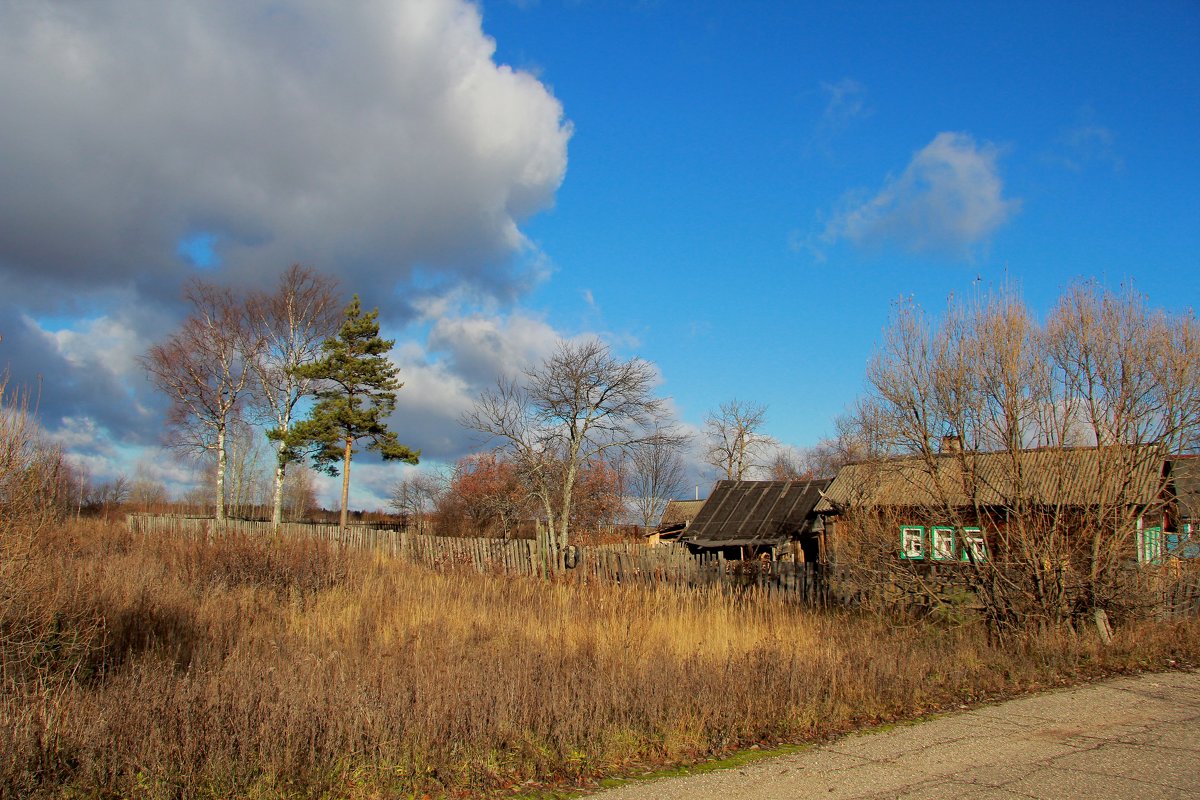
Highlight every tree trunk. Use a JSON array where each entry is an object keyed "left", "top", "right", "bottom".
[
  {"left": 558, "top": 463, "right": 577, "bottom": 550},
  {"left": 216, "top": 425, "right": 227, "bottom": 523},
  {"left": 272, "top": 439, "right": 286, "bottom": 531},
  {"left": 339, "top": 436, "right": 353, "bottom": 530}
]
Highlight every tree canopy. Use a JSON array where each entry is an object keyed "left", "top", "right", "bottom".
[
  {"left": 463, "top": 339, "right": 680, "bottom": 548},
  {"left": 287, "top": 295, "right": 419, "bottom": 529}
]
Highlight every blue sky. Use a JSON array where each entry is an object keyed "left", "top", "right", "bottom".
[
  {"left": 0, "top": 0, "right": 1197, "bottom": 508},
  {"left": 482, "top": 0, "right": 1199, "bottom": 446}
]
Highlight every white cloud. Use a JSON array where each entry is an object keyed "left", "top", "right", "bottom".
[
  {"left": 38, "top": 315, "right": 144, "bottom": 381},
  {"left": 811, "top": 78, "right": 870, "bottom": 156},
  {"left": 0, "top": 0, "right": 571, "bottom": 306},
  {"left": 426, "top": 311, "right": 563, "bottom": 384},
  {"left": 0, "top": 0, "right": 572, "bottom": 482},
  {"left": 819, "top": 132, "right": 1020, "bottom": 259},
  {"left": 1050, "top": 121, "right": 1123, "bottom": 173}
]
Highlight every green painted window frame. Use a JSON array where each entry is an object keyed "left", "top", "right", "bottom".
[
  {"left": 900, "top": 526, "right": 925, "bottom": 560},
  {"left": 1138, "top": 525, "right": 1163, "bottom": 565},
  {"left": 960, "top": 527, "right": 986, "bottom": 563},
  {"left": 931, "top": 526, "right": 955, "bottom": 561}
]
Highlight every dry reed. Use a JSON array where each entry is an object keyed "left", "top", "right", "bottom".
[{"left": 2, "top": 522, "right": 1197, "bottom": 798}]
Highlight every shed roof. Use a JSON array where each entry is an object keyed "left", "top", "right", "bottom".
[
  {"left": 1171, "top": 457, "right": 1200, "bottom": 519},
  {"left": 656, "top": 499, "right": 706, "bottom": 532},
  {"left": 814, "top": 446, "right": 1166, "bottom": 513},
  {"left": 687, "top": 479, "right": 831, "bottom": 548}
]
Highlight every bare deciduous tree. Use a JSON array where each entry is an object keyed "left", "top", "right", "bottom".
[
  {"left": 626, "top": 429, "right": 690, "bottom": 528},
  {"left": 765, "top": 447, "right": 806, "bottom": 481},
  {"left": 463, "top": 339, "right": 678, "bottom": 548},
  {"left": 704, "top": 399, "right": 775, "bottom": 480},
  {"left": 0, "top": 373, "right": 69, "bottom": 540},
  {"left": 128, "top": 460, "right": 169, "bottom": 510},
  {"left": 142, "top": 281, "right": 260, "bottom": 522},
  {"left": 222, "top": 418, "right": 270, "bottom": 518},
  {"left": 389, "top": 470, "right": 447, "bottom": 531},
  {"left": 835, "top": 283, "right": 1200, "bottom": 633},
  {"left": 281, "top": 463, "right": 319, "bottom": 521},
  {"left": 246, "top": 265, "right": 340, "bottom": 530}
]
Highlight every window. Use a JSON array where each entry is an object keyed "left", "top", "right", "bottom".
[
  {"left": 1137, "top": 525, "right": 1163, "bottom": 565},
  {"left": 1166, "top": 523, "right": 1199, "bottom": 560},
  {"left": 931, "top": 526, "right": 955, "bottom": 560},
  {"left": 960, "top": 527, "right": 986, "bottom": 563},
  {"left": 900, "top": 526, "right": 925, "bottom": 560}
]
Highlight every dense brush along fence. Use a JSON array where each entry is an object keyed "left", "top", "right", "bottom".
[
  {"left": 124, "top": 515, "right": 1200, "bottom": 614},
  {"left": 125, "top": 514, "right": 836, "bottom": 603}
]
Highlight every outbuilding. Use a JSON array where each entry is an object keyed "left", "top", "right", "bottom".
[{"left": 685, "top": 479, "right": 831, "bottom": 562}]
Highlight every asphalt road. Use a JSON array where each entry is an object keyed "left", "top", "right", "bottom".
[{"left": 591, "top": 671, "right": 1200, "bottom": 800}]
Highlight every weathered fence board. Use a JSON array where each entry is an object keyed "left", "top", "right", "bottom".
[{"left": 125, "top": 513, "right": 837, "bottom": 602}]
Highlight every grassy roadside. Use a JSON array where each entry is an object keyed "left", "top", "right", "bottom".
[{"left": 3, "top": 522, "right": 1198, "bottom": 798}]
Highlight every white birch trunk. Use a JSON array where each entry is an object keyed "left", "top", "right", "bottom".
[
  {"left": 272, "top": 438, "right": 286, "bottom": 530},
  {"left": 215, "top": 425, "right": 226, "bottom": 522}
]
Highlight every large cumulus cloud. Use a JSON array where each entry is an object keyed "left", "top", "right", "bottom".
[
  {"left": 0, "top": 0, "right": 570, "bottom": 305},
  {"left": 0, "top": 0, "right": 572, "bottom": 487}
]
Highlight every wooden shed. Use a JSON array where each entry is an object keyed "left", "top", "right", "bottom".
[
  {"left": 684, "top": 479, "right": 832, "bottom": 562},
  {"left": 646, "top": 498, "right": 707, "bottom": 546}
]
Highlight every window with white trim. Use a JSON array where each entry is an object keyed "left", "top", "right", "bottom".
[
  {"left": 960, "top": 527, "right": 986, "bottom": 563},
  {"left": 1137, "top": 525, "right": 1163, "bottom": 565},
  {"left": 900, "top": 526, "right": 925, "bottom": 560},
  {"left": 931, "top": 526, "right": 955, "bottom": 560}
]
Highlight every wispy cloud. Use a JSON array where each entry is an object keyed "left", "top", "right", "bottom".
[
  {"left": 1046, "top": 111, "right": 1123, "bottom": 173},
  {"left": 811, "top": 78, "right": 870, "bottom": 154},
  {"left": 813, "top": 132, "right": 1020, "bottom": 260}
]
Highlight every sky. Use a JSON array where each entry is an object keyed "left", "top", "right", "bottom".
[{"left": 1, "top": 0, "right": 1197, "bottom": 510}]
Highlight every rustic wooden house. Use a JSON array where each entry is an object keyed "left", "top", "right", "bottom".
[
  {"left": 646, "top": 498, "right": 707, "bottom": 546},
  {"left": 812, "top": 445, "right": 1172, "bottom": 566},
  {"left": 684, "top": 479, "right": 831, "bottom": 562},
  {"left": 1166, "top": 457, "right": 1200, "bottom": 559}
]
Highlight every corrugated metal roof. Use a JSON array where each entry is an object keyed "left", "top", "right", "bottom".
[
  {"left": 657, "top": 499, "right": 706, "bottom": 530},
  {"left": 814, "top": 446, "right": 1166, "bottom": 512},
  {"left": 687, "top": 479, "right": 831, "bottom": 547},
  {"left": 1171, "top": 457, "right": 1200, "bottom": 519}
]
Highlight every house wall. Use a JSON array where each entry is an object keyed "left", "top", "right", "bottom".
[{"left": 824, "top": 505, "right": 1171, "bottom": 567}]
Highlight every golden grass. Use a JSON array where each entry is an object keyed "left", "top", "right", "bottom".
[{"left": 2, "top": 522, "right": 1198, "bottom": 798}]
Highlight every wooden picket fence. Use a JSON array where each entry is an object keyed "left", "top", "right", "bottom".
[{"left": 125, "top": 513, "right": 836, "bottom": 603}]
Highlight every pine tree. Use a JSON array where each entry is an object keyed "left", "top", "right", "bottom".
[{"left": 286, "top": 295, "right": 419, "bottom": 529}]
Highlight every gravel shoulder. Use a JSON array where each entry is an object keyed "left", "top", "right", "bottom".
[{"left": 589, "top": 670, "right": 1200, "bottom": 800}]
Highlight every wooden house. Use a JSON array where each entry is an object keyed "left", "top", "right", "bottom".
[
  {"left": 1166, "top": 457, "right": 1200, "bottom": 559},
  {"left": 812, "top": 445, "right": 1171, "bottom": 566},
  {"left": 684, "top": 479, "right": 831, "bottom": 562},
  {"left": 646, "top": 498, "right": 707, "bottom": 546}
]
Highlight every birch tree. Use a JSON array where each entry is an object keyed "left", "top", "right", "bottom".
[
  {"left": 246, "top": 265, "right": 340, "bottom": 530},
  {"left": 142, "top": 281, "right": 259, "bottom": 522}
]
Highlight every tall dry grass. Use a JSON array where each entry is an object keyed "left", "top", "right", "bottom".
[{"left": 2, "top": 523, "right": 1198, "bottom": 798}]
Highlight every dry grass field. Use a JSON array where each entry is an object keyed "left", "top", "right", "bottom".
[{"left": 3, "top": 522, "right": 1198, "bottom": 798}]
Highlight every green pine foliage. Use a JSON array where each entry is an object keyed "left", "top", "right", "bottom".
[{"left": 286, "top": 296, "right": 419, "bottom": 522}]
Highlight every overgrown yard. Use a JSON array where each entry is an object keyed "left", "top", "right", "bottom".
[{"left": 3, "top": 523, "right": 1198, "bottom": 799}]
